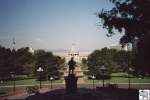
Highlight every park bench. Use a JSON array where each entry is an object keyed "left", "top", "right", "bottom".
[{"left": 26, "top": 85, "right": 39, "bottom": 95}]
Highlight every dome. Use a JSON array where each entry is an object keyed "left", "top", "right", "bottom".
[
  {"left": 28, "top": 47, "right": 34, "bottom": 54},
  {"left": 68, "top": 43, "right": 79, "bottom": 55}
]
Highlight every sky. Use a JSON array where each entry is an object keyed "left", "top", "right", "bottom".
[{"left": 0, "top": 0, "right": 123, "bottom": 51}]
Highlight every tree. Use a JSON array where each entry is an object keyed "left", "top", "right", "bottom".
[
  {"left": 0, "top": 46, "right": 12, "bottom": 79},
  {"left": 82, "top": 58, "right": 87, "bottom": 65},
  {"left": 98, "top": 0, "right": 150, "bottom": 74},
  {"left": 15, "top": 47, "right": 34, "bottom": 75},
  {"left": 34, "top": 50, "right": 65, "bottom": 80},
  {"left": 113, "top": 50, "right": 131, "bottom": 72},
  {"left": 87, "top": 47, "right": 131, "bottom": 78},
  {"left": 47, "top": 56, "right": 65, "bottom": 78},
  {"left": 87, "top": 48, "right": 112, "bottom": 79},
  {"left": 0, "top": 46, "right": 65, "bottom": 80},
  {"left": 81, "top": 58, "right": 87, "bottom": 69},
  {"left": 0, "top": 46, "right": 35, "bottom": 79}
]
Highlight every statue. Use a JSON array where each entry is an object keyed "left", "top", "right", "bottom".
[
  {"left": 68, "top": 57, "right": 76, "bottom": 74},
  {"left": 65, "top": 57, "right": 78, "bottom": 94}
]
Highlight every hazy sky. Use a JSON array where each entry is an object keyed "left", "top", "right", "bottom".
[{"left": 0, "top": 0, "right": 123, "bottom": 51}]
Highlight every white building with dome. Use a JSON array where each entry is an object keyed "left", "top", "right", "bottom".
[{"left": 53, "top": 44, "right": 91, "bottom": 63}]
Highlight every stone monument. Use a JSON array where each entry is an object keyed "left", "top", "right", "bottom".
[
  {"left": 64, "top": 44, "right": 84, "bottom": 83},
  {"left": 65, "top": 57, "right": 78, "bottom": 94}
]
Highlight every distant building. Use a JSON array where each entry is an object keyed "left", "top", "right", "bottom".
[
  {"left": 53, "top": 44, "right": 91, "bottom": 63},
  {"left": 67, "top": 43, "right": 80, "bottom": 62},
  {"left": 28, "top": 47, "right": 34, "bottom": 54},
  {"left": 109, "top": 44, "right": 128, "bottom": 51},
  {"left": 53, "top": 44, "right": 91, "bottom": 80}
]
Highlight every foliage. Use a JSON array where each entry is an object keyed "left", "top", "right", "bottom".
[
  {"left": 0, "top": 46, "right": 65, "bottom": 80},
  {"left": 82, "top": 58, "right": 87, "bottom": 65},
  {"left": 0, "top": 46, "right": 34, "bottom": 79},
  {"left": 98, "top": 0, "right": 150, "bottom": 74},
  {"left": 87, "top": 48, "right": 112, "bottom": 79},
  {"left": 0, "top": 46, "right": 12, "bottom": 78},
  {"left": 87, "top": 48, "right": 131, "bottom": 78},
  {"left": 81, "top": 58, "right": 88, "bottom": 69},
  {"left": 34, "top": 50, "right": 65, "bottom": 80},
  {"left": 15, "top": 47, "right": 34, "bottom": 75}
]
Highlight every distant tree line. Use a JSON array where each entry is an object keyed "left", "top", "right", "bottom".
[
  {"left": 85, "top": 47, "right": 134, "bottom": 79},
  {"left": 0, "top": 46, "right": 65, "bottom": 80}
]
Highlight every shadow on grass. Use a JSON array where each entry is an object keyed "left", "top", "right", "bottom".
[{"left": 20, "top": 87, "right": 138, "bottom": 100}]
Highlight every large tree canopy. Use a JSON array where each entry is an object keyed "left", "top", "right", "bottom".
[
  {"left": 34, "top": 50, "right": 65, "bottom": 80},
  {"left": 0, "top": 46, "right": 65, "bottom": 80},
  {"left": 98, "top": 0, "right": 150, "bottom": 74},
  {"left": 87, "top": 48, "right": 131, "bottom": 79}
]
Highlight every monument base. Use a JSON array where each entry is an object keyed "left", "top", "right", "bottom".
[{"left": 65, "top": 74, "right": 78, "bottom": 94}]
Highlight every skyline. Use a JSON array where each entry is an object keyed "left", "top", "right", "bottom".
[{"left": 0, "top": 0, "right": 123, "bottom": 51}]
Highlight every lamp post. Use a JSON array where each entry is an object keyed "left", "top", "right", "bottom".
[
  {"left": 126, "top": 43, "right": 133, "bottom": 89},
  {"left": 92, "top": 75, "right": 96, "bottom": 89},
  {"left": 10, "top": 72, "right": 15, "bottom": 92},
  {"left": 37, "top": 67, "right": 43, "bottom": 88},
  {"left": 100, "top": 65, "right": 106, "bottom": 87},
  {"left": 128, "top": 68, "right": 131, "bottom": 89},
  {"left": 128, "top": 67, "right": 134, "bottom": 89},
  {"left": 50, "top": 77, "right": 54, "bottom": 89}
]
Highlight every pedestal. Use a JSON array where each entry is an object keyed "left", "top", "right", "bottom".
[{"left": 65, "top": 74, "right": 78, "bottom": 94}]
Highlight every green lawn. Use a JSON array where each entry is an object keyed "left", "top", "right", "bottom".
[
  {"left": 0, "top": 79, "right": 63, "bottom": 86},
  {"left": 111, "top": 72, "right": 129, "bottom": 77},
  {"left": 85, "top": 77, "right": 150, "bottom": 83},
  {"left": 86, "top": 72, "right": 150, "bottom": 83},
  {"left": 1, "top": 73, "right": 150, "bottom": 86},
  {"left": 111, "top": 77, "right": 150, "bottom": 83}
]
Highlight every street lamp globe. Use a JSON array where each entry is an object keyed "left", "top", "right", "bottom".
[
  {"left": 129, "top": 67, "right": 134, "bottom": 72},
  {"left": 92, "top": 75, "right": 96, "bottom": 79},
  {"left": 10, "top": 72, "right": 15, "bottom": 78},
  {"left": 50, "top": 76, "right": 54, "bottom": 89},
  {"left": 100, "top": 65, "right": 106, "bottom": 87},
  {"left": 37, "top": 67, "right": 43, "bottom": 88},
  {"left": 91, "top": 75, "right": 96, "bottom": 89},
  {"left": 50, "top": 77, "right": 54, "bottom": 81},
  {"left": 10, "top": 72, "right": 16, "bottom": 92},
  {"left": 100, "top": 65, "right": 106, "bottom": 71},
  {"left": 37, "top": 67, "right": 43, "bottom": 72}
]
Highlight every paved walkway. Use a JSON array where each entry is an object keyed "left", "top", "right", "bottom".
[
  {"left": 2, "top": 87, "right": 50, "bottom": 100},
  {"left": 1, "top": 83, "right": 150, "bottom": 100}
]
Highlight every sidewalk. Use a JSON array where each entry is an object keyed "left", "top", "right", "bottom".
[
  {"left": 1, "top": 87, "right": 50, "bottom": 100},
  {"left": 1, "top": 83, "right": 150, "bottom": 100}
]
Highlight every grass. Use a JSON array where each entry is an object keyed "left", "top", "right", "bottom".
[
  {"left": 86, "top": 77, "right": 150, "bottom": 83},
  {"left": 0, "top": 79, "right": 63, "bottom": 86},
  {"left": 111, "top": 72, "right": 129, "bottom": 77},
  {"left": 1, "top": 72, "right": 150, "bottom": 86},
  {"left": 110, "top": 77, "right": 150, "bottom": 83},
  {"left": 86, "top": 72, "right": 150, "bottom": 83}
]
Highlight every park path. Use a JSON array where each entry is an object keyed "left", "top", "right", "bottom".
[
  {"left": 1, "top": 83, "right": 150, "bottom": 100},
  {"left": 1, "top": 87, "right": 50, "bottom": 100}
]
